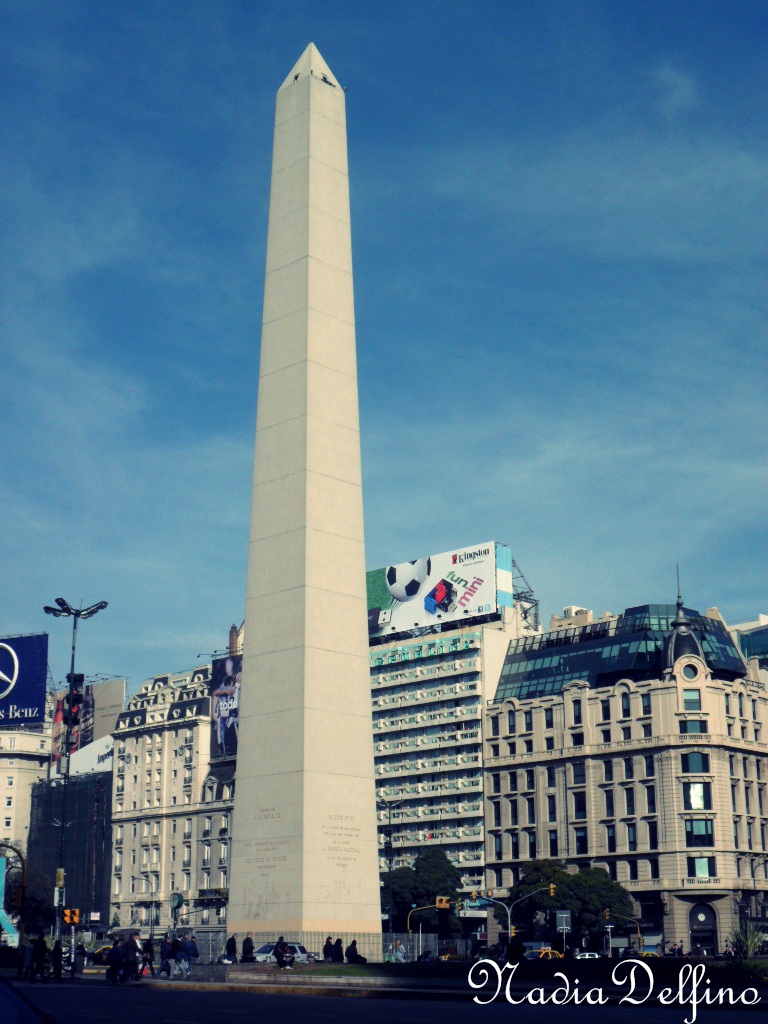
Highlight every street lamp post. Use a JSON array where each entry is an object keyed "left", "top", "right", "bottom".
[
  {"left": 377, "top": 796, "right": 401, "bottom": 949},
  {"left": 43, "top": 597, "right": 107, "bottom": 943}
]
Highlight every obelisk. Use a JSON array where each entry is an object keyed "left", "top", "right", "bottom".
[{"left": 228, "top": 44, "right": 382, "bottom": 945}]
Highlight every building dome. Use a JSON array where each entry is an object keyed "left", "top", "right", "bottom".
[{"left": 664, "top": 592, "right": 705, "bottom": 670}]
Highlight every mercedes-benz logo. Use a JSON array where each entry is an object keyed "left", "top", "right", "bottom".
[{"left": 0, "top": 643, "right": 20, "bottom": 700}]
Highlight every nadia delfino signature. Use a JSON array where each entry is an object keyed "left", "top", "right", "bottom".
[{"left": 468, "top": 958, "right": 761, "bottom": 1024}]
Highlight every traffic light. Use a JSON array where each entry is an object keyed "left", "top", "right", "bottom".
[
  {"left": 549, "top": 883, "right": 556, "bottom": 897},
  {"left": 72, "top": 909, "right": 80, "bottom": 925},
  {"left": 510, "top": 925, "right": 516, "bottom": 938},
  {"left": 63, "top": 909, "right": 72, "bottom": 925},
  {"left": 471, "top": 891, "right": 478, "bottom": 900},
  {"left": 435, "top": 896, "right": 450, "bottom": 909},
  {"left": 604, "top": 909, "right": 611, "bottom": 921},
  {"left": 456, "top": 898, "right": 464, "bottom": 912},
  {"left": 55, "top": 868, "right": 65, "bottom": 888},
  {"left": 64, "top": 673, "right": 85, "bottom": 726}
]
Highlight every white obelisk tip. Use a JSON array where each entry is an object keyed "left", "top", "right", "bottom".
[{"left": 280, "top": 42, "right": 340, "bottom": 90}]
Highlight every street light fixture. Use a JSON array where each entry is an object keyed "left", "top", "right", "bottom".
[{"left": 44, "top": 596, "right": 107, "bottom": 942}]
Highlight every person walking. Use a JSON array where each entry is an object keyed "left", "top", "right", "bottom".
[
  {"left": 121, "top": 931, "right": 141, "bottom": 981},
  {"left": 224, "top": 933, "right": 238, "bottom": 963},
  {"left": 29, "top": 935, "right": 48, "bottom": 984},
  {"left": 159, "top": 934, "right": 173, "bottom": 978},
  {"left": 51, "top": 940, "right": 63, "bottom": 982},
  {"left": 106, "top": 937, "right": 123, "bottom": 986},
  {"left": 241, "top": 932, "right": 254, "bottom": 963},
  {"left": 140, "top": 936, "right": 155, "bottom": 977}
]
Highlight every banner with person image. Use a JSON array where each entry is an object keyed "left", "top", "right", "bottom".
[{"left": 210, "top": 654, "right": 241, "bottom": 757}]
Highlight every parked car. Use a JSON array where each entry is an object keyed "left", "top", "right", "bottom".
[
  {"left": 524, "top": 949, "right": 563, "bottom": 960},
  {"left": 575, "top": 952, "right": 601, "bottom": 959},
  {"left": 252, "top": 941, "right": 315, "bottom": 964}
]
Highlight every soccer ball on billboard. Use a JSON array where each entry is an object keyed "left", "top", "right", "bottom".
[{"left": 385, "top": 558, "right": 431, "bottom": 603}]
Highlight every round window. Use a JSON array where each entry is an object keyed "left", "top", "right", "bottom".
[{"left": 682, "top": 664, "right": 698, "bottom": 680}]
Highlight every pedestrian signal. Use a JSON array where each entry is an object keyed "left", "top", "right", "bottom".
[
  {"left": 549, "top": 883, "right": 556, "bottom": 897},
  {"left": 435, "top": 896, "right": 450, "bottom": 909}
]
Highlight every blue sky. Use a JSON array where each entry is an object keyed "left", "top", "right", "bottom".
[{"left": 1, "top": 1, "right": 765, "bottom": 691}]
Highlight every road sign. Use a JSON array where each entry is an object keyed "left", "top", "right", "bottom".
[{"left": 556, "top": 910, "right": 572, "bottom": 930}]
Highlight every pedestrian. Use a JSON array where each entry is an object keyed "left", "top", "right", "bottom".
[
  {"left": 345, "top": 939, "right": 367, "bottom": 964},
  {"left": 29, "top": 935, "right": 48, "bottom": 984},
  {"left": 106, "top": 937, "right": 123, "bottom": 986},
  {"left": 121, "top": 931, "right": 141, "bottom": 981},
  {"left": 274, "top": 936, "right": 294, "bottom": 969},
  {"left": 394, "top": 939, "right": 406, "bottom": 963},
  {"left": 331, "top": 938, "right": 344, "bottom": 962},
  {"left": 159, "top": 934, "right": 173, "bottom": 978},
  {"left": 323, "top": 936, "right": 334, "bottom": 961},
  {"left": 225, "top": 933, "right": 238, "bottom": 963},
  {"left": 51, "top": 940, "right": 63, "bottom": 983},
  {"left": 241, "top": 931, "right": 255, "bottom": 963},
  {"left": 140, "top": 936, "right": 155, "bottom": 977},
  {"left": 176, "top": 933, "right": 192, "bottom": 978}
]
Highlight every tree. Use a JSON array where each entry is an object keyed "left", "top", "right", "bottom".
[
  {"left": 4, "top": 865, "right": 56, "bottom": 936},
  {"left": 384, "top": 847, "right": 463, "bottom": 936},
  {"left": 500, "top": 860, "right": 634, "bottom": 942},
  {"left": 728, "top": 922, "right": 763, "bottom": 958}
]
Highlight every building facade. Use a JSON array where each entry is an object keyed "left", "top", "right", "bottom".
[
  {"left": 0, "top": 726, "right": 51, "bottom": 858},
  {"left": 484, "top": 600, "right": 768, "bottom": 954},
  {"left": 110, "top": 667, "right": 235, "bottom": 957},
  {"left": 370, "top": 542, "right": 540, "bottom": 898}
]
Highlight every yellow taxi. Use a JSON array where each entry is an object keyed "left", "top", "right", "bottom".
[{"left": 524, "top": 948, "right": 563, "bottom": 960}]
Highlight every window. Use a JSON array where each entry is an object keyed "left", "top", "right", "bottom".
[
  {"left": 572, "top": 762, "right": 586, "bottom": 785},
  {"left": 526, "top": 796, "right": 536, "bottom": 824},
  {"left": 681, "top": 752, "right": 709, "bottom": 773},
  {"left": 547, "top": 795, "right": 556, "bottom": 822},
  {"left": 507, "top": 741, "right": 516, "bottom": 756},
  {"left": 605, "top": 789, "right": 615, "bottom": 817},
  {"left": 573, "top": 792, "right": 586, "bottom": 819},
  {"left": 509, "top": 771, "right": 517, "bottom": 793},
  {"left": 683, "top": 690, "right": 701, "bottom": 711},
  {"left": 622, "top": 726, "right": 631, "bottom": 741},
  {"left": 724, "top": 694, "right": 731, "bottom": 715},
  {"left": 572, "top": 700, "right": 582, "bottom": 726},
  {"left": 492, "top": 802, "right": 501, "bottom": 827},
  {"left": 527, "top": 832, "right": 536, "bottom": 858},
  {"left": 491, "top": 717, "right": 499, "bottom": 737},
  {"left": 687, "top": 856, "right": 716, "bottom": 878},
  {"left": 510, "top": 833, "right": 519, "bottom": 859},
  {"left": 524, "top": 739, "right": 533, "bottom": 754},
  {"left": 4, "top": 817, "right": 11, "bottom": 829},
  {"left": 649, "top": 857, "right": 659, "bottom": 879},
  {"left": 628, "top": 860, "right": 638, "bottom": 880},
  {"left": 507, "top": 710, "right": 516, "bottom": 733},
  {"left": 545, "top": 708, "right": 554, "bottom": 729},
  {"left": 645, "top": 785, "right": 656, "bottom": 814},
  {"left": 625, "top": 788, "right": 635, "bottom": 815},
  {"left": 523, "top": 711, "right": 533, "bottom": 732},
  {"left": 571, "top": 732, "right": 584, "bottom": 746},
  {"left": 627, "top": 823, "right": 637, "bottom": 851},
  {"left": 510, "top": 799, "right": 518, "bottom": 826},
  {"left": 680, "top": 720, "right": 708, "bottom": 734},
  {"left": 492, "top": 773, "right": 500, "bottom": 794},
  {"left": 490, "top": 744, "right": 499, "bottom": 758},
  {"left": 685, "top": 819, "right": 715, "bottom": 847},
  {"left": 546, "top": 767, "right": 555, "bottom": 787},
  {"left": 620, "top": 693, "right": 630, "bottom": 718},
  {"left": 738, "top": 694, "right": 744, "bottom": 718},
  {"left": 6, "top": 777, "right": 14, "bottom": 788},
  {"left": 601, "top": 729, "right": 611, "bottom": 743},
  {"left": 601, "top": 699, "right": 611, "bottom": 721},
  {"left": 525, "top": 769, "right": 534, "bottom": 790},
  {"left": 606, "top": 824, "right": 616, "bottom": 852},
  {"left": 683, "top": 782, "right": 712, "bottom": 811},
  {"left": 648, "top": 821, "right": 658, "bottom": 849},
  {"left": 642, "top": 724, "right": 652, "bottom": 738},
  {"left": 574, "top": 827, "right": 588, "bottom": 855},
  {"left": 493, "top": 834, "right": 502, "bottom": 860},
  {"left": 4, "top": 797, "right": 12, "bottom": 808},
  {"left": 644, "top": 755, "right": 655, "bottom": 777},
  {"left": 549, "top": 831, "right": 558, "bottom": 856},
  {"left": 641, "top": 693, "right": 651, "bottom": 716},
  {"left": 545, "top": 736, "right": 554, "bottom": 750},
  {"left": 624, "top": 758, "right": 634, "bottom": 780},
  {"left": 604, "top": 761, "right": 614, "bottom": 782}
]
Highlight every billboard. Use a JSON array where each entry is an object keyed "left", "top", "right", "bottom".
[
  {"left": 367, "top": 542, "right": 499, "bottom": 638},
  {"left": 0, "top": 633, "right": 48, "bottom": 726},
  {"left": 52, "top": 676, "right": 126, "bottom": 760},
  {"left": 210, "top": 654, "right": 241, "bottom": 758}
]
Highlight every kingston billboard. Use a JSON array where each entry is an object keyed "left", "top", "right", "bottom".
[
  {"left": 367, "top": 542, "right": 499, "bottom": 638},
  {"left": 0, "top": 633, "right": 48, "bottom": 726}
]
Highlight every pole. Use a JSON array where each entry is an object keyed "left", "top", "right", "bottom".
[{"left": 57, "top": 614, "right": 78, "bottom": 945}]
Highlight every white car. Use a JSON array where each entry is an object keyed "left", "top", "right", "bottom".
[
  {"left": 252, "top": 941, "right": 315, "bottom": 964},
  {"left": 575, "top": 952, "right": 601, "bottom": 959}
]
